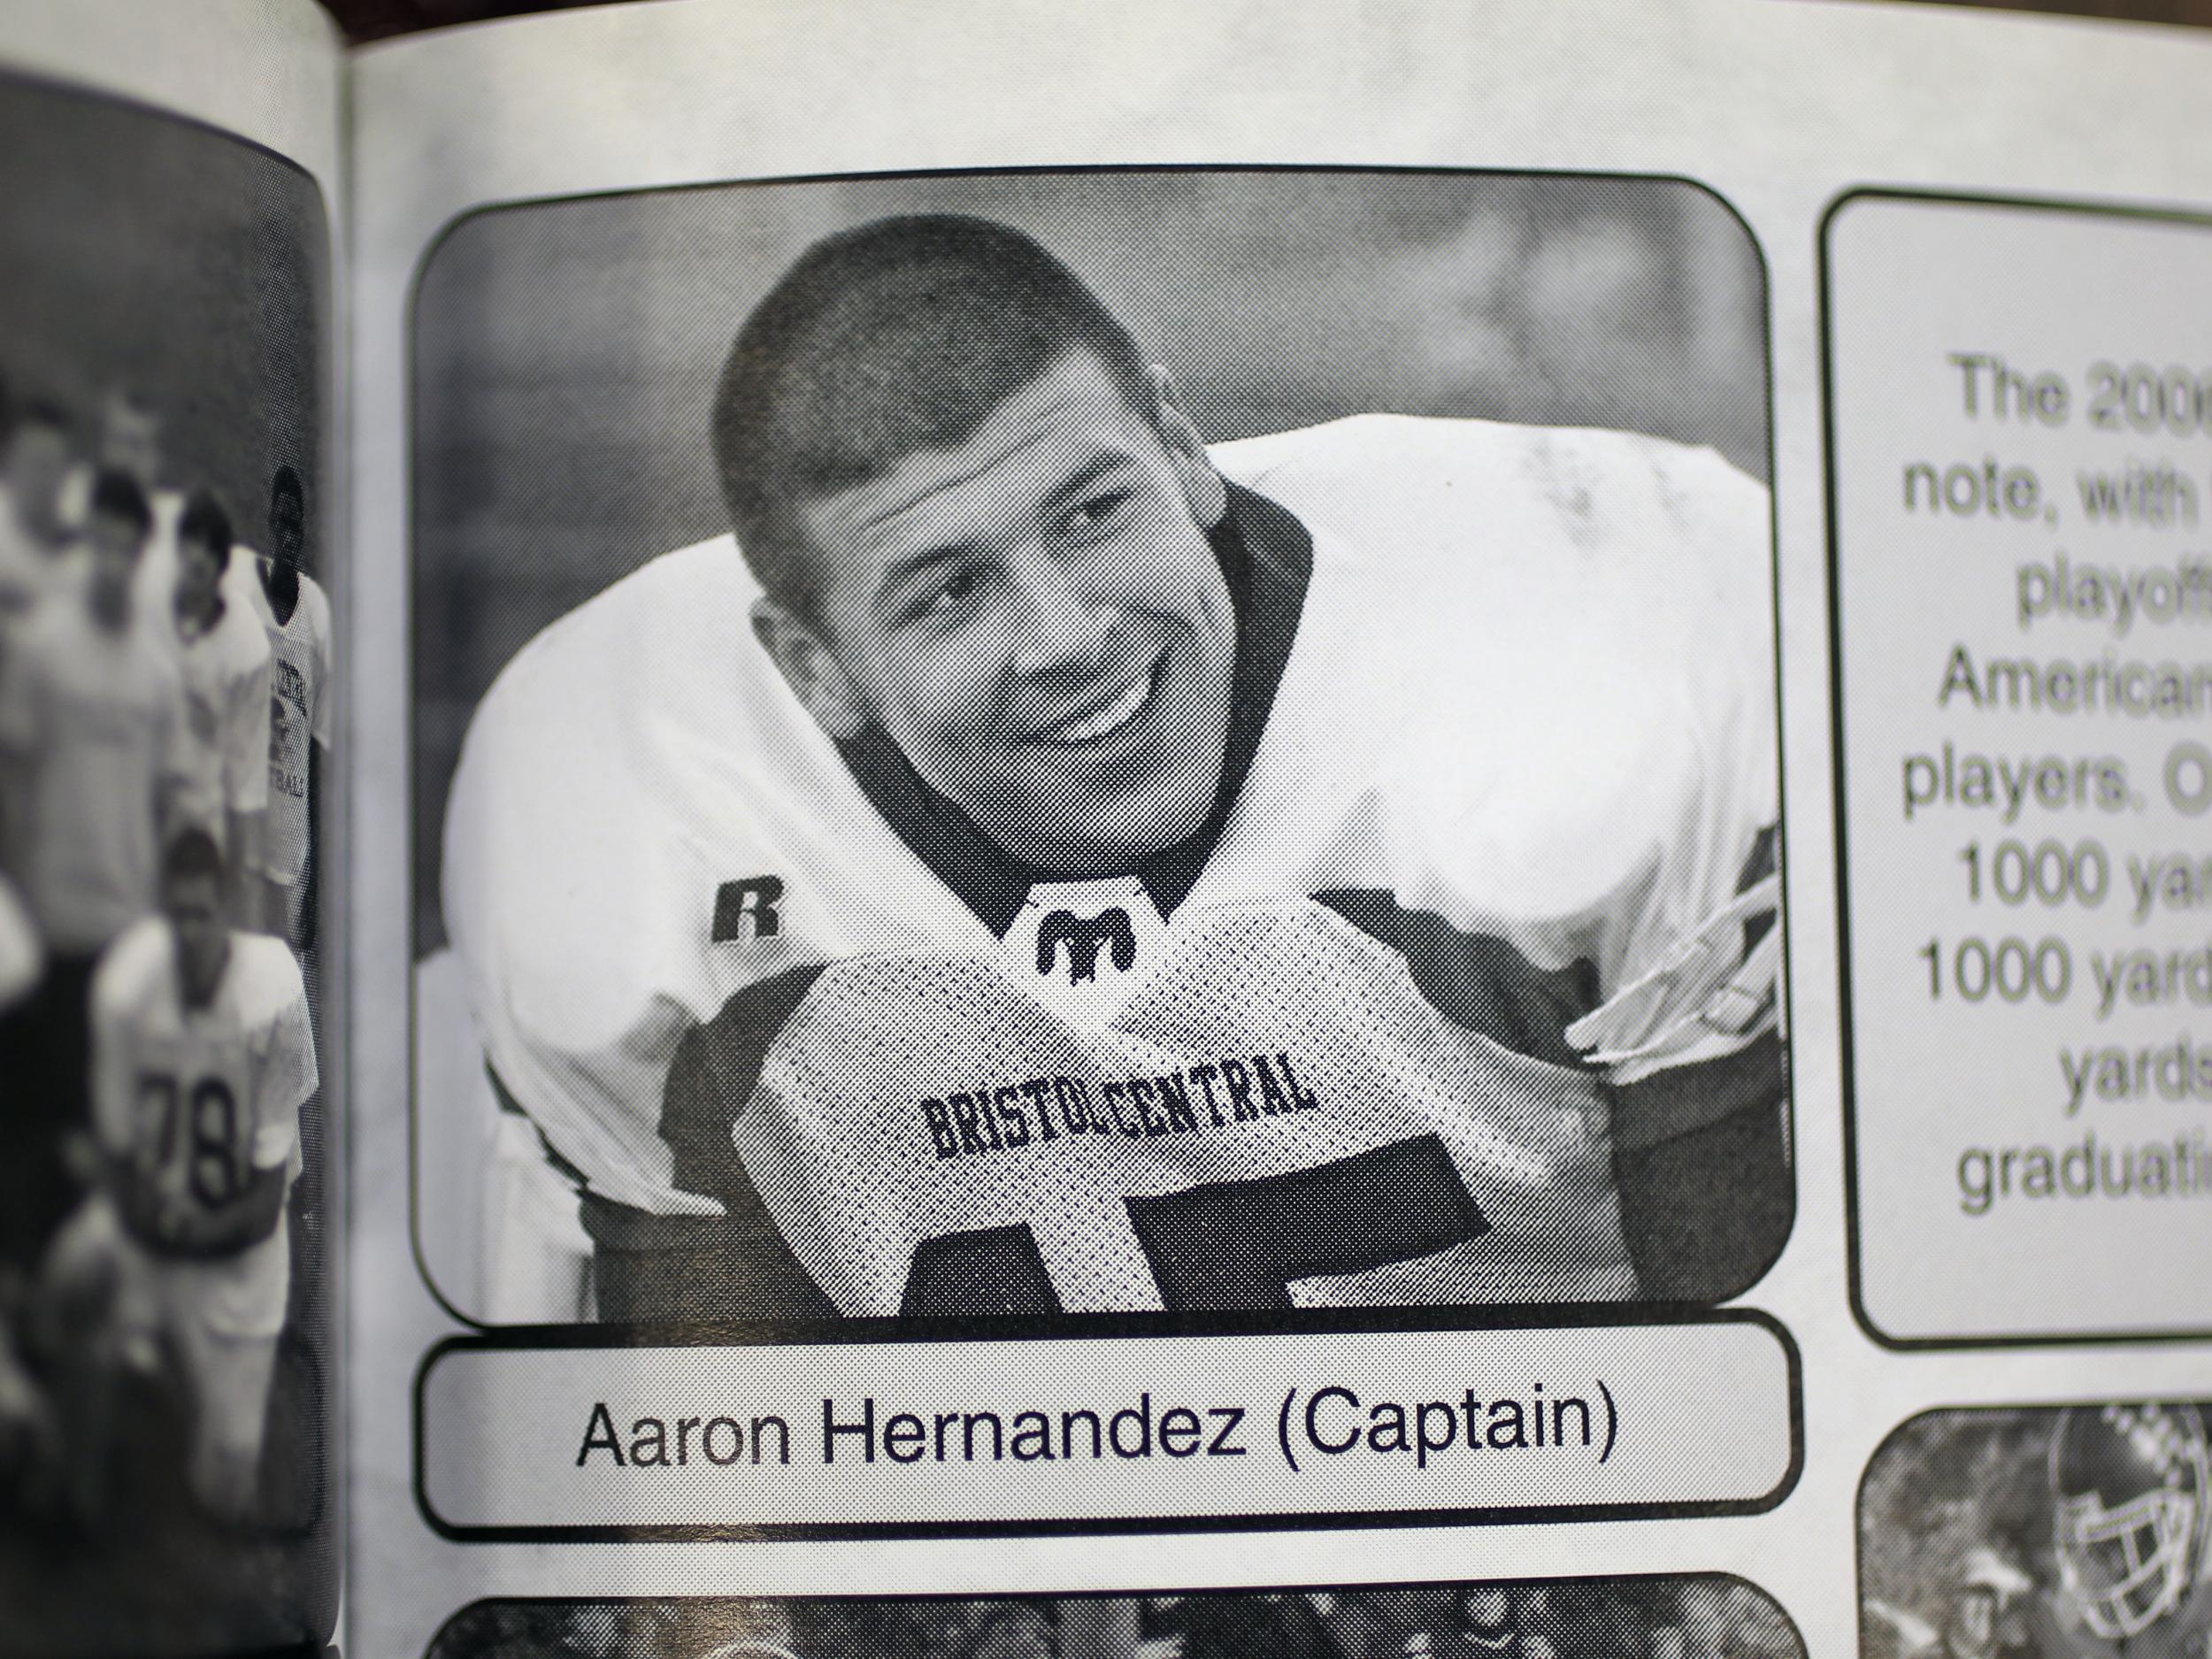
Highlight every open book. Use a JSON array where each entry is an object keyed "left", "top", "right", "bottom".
[{"left": 4, "top": 0, "right": 2212, "bottom": 1654}]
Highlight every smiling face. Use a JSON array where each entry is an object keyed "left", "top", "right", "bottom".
[{"left": 757, "top": 348, "right": 1237, "bottom": 877}]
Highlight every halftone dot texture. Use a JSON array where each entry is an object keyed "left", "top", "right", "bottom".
[
  {"left": 0, "top": 73, "right": 327, "bottom": 561},
  {"left": 422, "top": 1578, "right": 1806, "bottom": 1659},
  {"left": 1861, "top": 1402, "right": 2212, "bottom": 1650},
  {"left": 412, "top": 169, "right": 1765, "bottom": 949},
  {"left": 0, "top": 68, "right": 338, "bottom": 1659},
  {"left": 738, "top": 902, "right": 1634, "bottom": 1316}
]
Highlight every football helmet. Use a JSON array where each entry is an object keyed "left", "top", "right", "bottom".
[{"left": 2052, "top": 1402, "right": 2212, "bottom": 1640}]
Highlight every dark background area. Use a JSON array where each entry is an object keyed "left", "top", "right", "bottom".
[
  {"left": 319, "top": 0, "right": 2212, "bottom": 42},
  {"left": 0, "top": 77, "right": 326, "bottom": 547}
]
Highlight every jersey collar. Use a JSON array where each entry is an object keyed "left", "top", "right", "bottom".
[{"left": 838, "top": 480, "right": 1314, "bottom": 938}]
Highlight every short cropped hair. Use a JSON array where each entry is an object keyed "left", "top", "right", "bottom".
[
  {"left": 88, "top": 467, "right": 151, "bottom": 537},
  {"left": 711, "top": 214, "right": 1156, "bottom": 612},
  {"left": 161, "top": 826, "right": 225, "bottom": 889},
  {"left": 178, "top": 489, "right": 233, "bottom": 570}
]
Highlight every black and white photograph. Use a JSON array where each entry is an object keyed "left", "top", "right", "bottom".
[
  {"left": 1861, "top": 1402, "right": 2212, "bottom": 1659},
  {"left": 421, "top": 1578, "right": 1804, "bottom": 1659},
  {"left": 409, "top": 169, "right": 1785, "bottom": 1329},
  {"left": 0, "top": 69, "right": 338, "bottom": 1655}
]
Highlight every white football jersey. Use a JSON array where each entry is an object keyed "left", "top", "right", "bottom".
[
  {"left": 0, "top": 599, "right": 188, "bottom": 955},
  {"left": 231, "top": 555, "right": 332, "bottom": 884},
  {"left": 444, "top": 416, "right": 1778, "bottom": 1312},
  {"left": 90, "top": 918, "right": 319, "bottom": 1335},
  {"left": 170, "top": 594, "right": 273, "bottom": 833}
]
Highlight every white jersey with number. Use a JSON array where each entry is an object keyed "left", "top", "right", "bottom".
[
  {"left": 231, "top": 557, "right": 331, "bottom": 885},
  {"left": 445, "top": 415, "right": 1778, "bottom": 1313},
  {"left": 90, "top": 919, "right": 318, "bottom": 1336},
  {"left": 170, "top": 596, "right": 273, "bottom": 836}
]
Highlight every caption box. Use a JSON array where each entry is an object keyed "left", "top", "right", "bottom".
[
  {"left": 1825, "top": 191, "right": 2212, "bottom": 1343},
  {"left": 414, "top": 1314, "right": 1798, "bottom": 1540}
]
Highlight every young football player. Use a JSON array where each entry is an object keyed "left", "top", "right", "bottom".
[
  {"left": 37, "top": 829, "right": 317, "bottom": 1524},
  {"left": 0, "top": 469, "right": 188, "bottom": 1274},
  {"left": 170, "top": 491, "right": 271, "bottom": 921},
  {"left": 444, "top": 214, "right": 1783, "bottom": 1322},
  {"left": 234, "top": 465, "right": 330, "bottom": 948}
]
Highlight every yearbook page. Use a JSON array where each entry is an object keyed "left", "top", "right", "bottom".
[
  {"left": 0, "top": 1, "right": 347, "bottom": 1655},
  {"left": 348, "top": 3, "right": 2212, "bottom": 1658}
]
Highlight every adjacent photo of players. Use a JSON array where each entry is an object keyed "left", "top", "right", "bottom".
[
  {"left": 0, "top": 70, "right": 338, "bottom": 1655},
  {"left": 422, "top": 1577, "right": 1804, "bottom": 1659},
  {"left": 1862, "top": 1402, "right": 2212, "bottom": 1659},
  {"left": 411, "top": 168, "right": 1785, "bottom": 1330}
]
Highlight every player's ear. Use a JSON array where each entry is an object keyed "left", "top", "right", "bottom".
[
  {"left": 750, "top": 597, "right": 870, "bottom": 741},
  {"left": 1148, "top": 364, "right": 1228, "bottom": 531}
]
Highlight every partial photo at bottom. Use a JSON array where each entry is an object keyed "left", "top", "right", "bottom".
[
  {"left": 1861, "top": 1401, "right": 2212, "bottom": 1657},
  {"left": 421, "top": 1578, "right": 1803, "bottom": 1659}
]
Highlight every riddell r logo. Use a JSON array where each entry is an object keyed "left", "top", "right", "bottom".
[
  {"left": 712, "top": 876, "right": 785, "bottom": 941},
  {"left": 1036, "top": 908, "right": 1137, "bottom": 985}
]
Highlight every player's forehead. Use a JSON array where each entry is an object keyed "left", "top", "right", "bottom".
[{"left": 801, "top": 349, "right": 1156, "bottom": 575}]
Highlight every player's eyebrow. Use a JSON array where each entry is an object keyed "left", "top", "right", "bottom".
[
  {"left": 862, "top": 446, "right": 1139, "bottom": 617},
  {"left": 1041, "top": 451, "right": 1138, "bottom": 516}
]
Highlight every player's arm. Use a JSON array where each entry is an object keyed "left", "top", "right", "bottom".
[
  {"left": 311, "top": 598, "right": 333, "bottom": 751},
  {"left": 651, "top": 968, "right": 841, "bottom": 1321},
  {"left": 1561, "top": 442, "right": 1783, "bottom": 1090}
]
